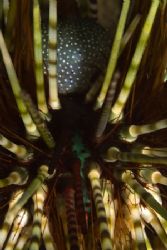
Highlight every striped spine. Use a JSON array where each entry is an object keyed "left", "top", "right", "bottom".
[
  {"left": 141, "top": 225, "right": 153, "bottom": 250},
  {"left": 104, "top": 146, "right": 167, "bottom": 165},
  {"left": 101, "top": 180, "right": 116, "bottom": 240},
  {"left": 0, "top": 190, "right": 24, "bottom": 249},
  {"left": 42, "top": 215, "right": 57, "bottom": 250},
  {"left": 140, "top": 168, "right": 167, "bottom": 185},
  {"left": 0, "top": 30, "right": 39, "bottom": 137},
  {"left": 141, "top": 203, "right": 167, "bottom": 248},
  {"left": 141, "top": 185, "right": 167, "bottom": 248},
  {"left": 89, "top": 13, "right": 140, "bottom": 108},
  {"left": 141, "top": 147, "right": 167, "bottom": 157},
  {"left": 110, "top": 0, "right": 160, "bottom": 122},
  {"left": 95, "top": 71, "right": 120, "bottom": 138},
  {"left": 96, "top": 0, "right": 130, "bottom": 109},
  {"left": 63, "top": 182, "right": 80, "bottom": 250},
  {"left": 9, "top": 190, "right": 24, "bottom": 208},
  {"left": 132, "top": 145, "right": 167, "bottom": 157},
  {"left": 120, "top": 118, "right": 167, "bottom": 142},
  {"left": 33, "top": 0, "right": 48, "bottom": 114},
  {"left": 91, "top": 13, "right": 140, "bottom": 109},
  {"left": 14, "top": 226, "right": 32, "bottom": 250},
  {"left": 48, "top": 0, "right": 61, "bottom": 109},
  {"left": 4, "top": 209, "right": 29, "bottom": 250},
  {"left": 0, "top": 167, "right": 28, "bottom": 187},
  {"left": 87, "top": 161, "right": 113, "bottom": 250},
  {"left": 21, "top": 91, "right": 55, "bottom": 149},
  {"left": 125, "top": 190, "right": 147, "bottom": 249},
  {"left": 0, "top": 134, "right": 28, "bottom": 158},
  {"left": 114, "top": 170, "right": 167, "bottom": 221},
  {"left": 0, "top": 165, "right": 49, "bottom": 249},
  {"left": 29, "top": 186, "right": 47, "bottom": 250},
  {"left": 120, "top": 14, "right": 141, "bottom": 54}
]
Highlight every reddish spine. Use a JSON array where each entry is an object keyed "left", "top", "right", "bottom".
[{"left": 64, "top": 186, "right": 80, "bottom": 250}]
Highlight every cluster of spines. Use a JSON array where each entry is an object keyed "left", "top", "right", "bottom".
[{"left": 0, "top": 0, "right": 166, "bottom": 250}]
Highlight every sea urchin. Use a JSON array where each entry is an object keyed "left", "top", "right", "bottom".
[{"left": 0, "top": 0, "right": 167, "bottom": 250}]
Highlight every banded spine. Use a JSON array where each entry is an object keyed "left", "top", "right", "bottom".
[
  {"left": 42, "top": 215, "right": 57, "bottom": 250},
  {"left": 14, "top": 226, "right": 32, "bottom": 250},
  {"left": 114, "top": 170, "right": 167, "bottom": 221},
  {"left": 0, "top": 134, "right": 28, "bottom": 158},
  {"left": 104, "top": 146, "right": 167, "bottom": 165},
  {"left": 87, "top": 161, "right": 113, "bottom": 250},
  {"left": 96, "top": 0, "right": 130, "bottom": 109},
  {"left": 0, "top": 30, "right": 39, "bottom": 137},
  {"left": 0, "top": 165, "right": 49, "bottom": 249},
  {"left": 110, "top": 0, "right": 160, "bottom": 122},
  {"left": 21, "top": 91, "right": 55, "bottom": 149},
  {"left": 4, "top": 209, "right": 29, "bottom": 250},
  {"left": 120, "top": 118, "right": 167, "bottom": 142},
  {"left": 141, "top": 147, "right": 167, "bottom": 157},
  {"left": 132, "top": 145, "right": 167, "bottom": 157},
  {"left": 0, "top": 1, "right": 166, "bottom": 249},
  {"left": 141, "top": 203, "right": 167, "bottom": 248},
  {"left": 102, "top": 180, "right": 116, "bottom": 240},
  {"left": 29, "top": 186, "right": 47, "bottom": 250},
  {"left": 33, "top": 0, "right": 48, "bottom": 114},
  {"left": 141, "top": 185, "right": 167, "bottom": 248},
  {"left": 0, "top": 167, "right": 28, "bottom": 187},
  {"left": 120, "top": 14, "right": 141, "bottom": 54},
  {"left": 62, "top": 175, "right": 80, "bottom": 250},
  {"left": 95, "top": 71, "right": 120, "bottom": 138},
  {"left": 56, "top": 173, "right": 81, "bottom": 249},
  {"left": 0, "top": 190, "right": 24, "bottom": 249},
  {"left": 140, "top": 168, "right": 167, "bottom": 185},
  {"left": 124, "top": 190, "right": 147, "bottom": 249},
  {"left": 48, "top": 0, "right": 60, "bottom": 109},
  {"left": 65, "top": 190, "right": 80, "bottom": 249}
]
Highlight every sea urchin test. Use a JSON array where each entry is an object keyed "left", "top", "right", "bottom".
[{"left": 42, "top": 19, "right": 111, "bottom": 94}]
